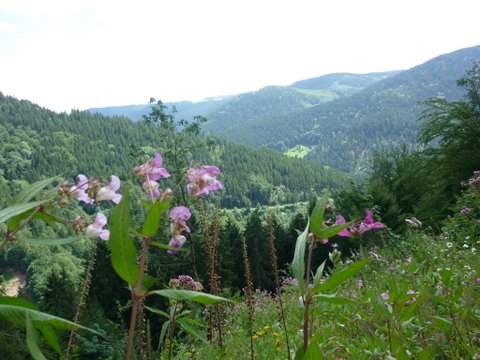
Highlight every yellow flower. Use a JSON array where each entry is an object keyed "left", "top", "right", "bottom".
[
  {"left": 252, "top": 335, "right": 258, "bottom": 341},
  {"left": 273, "top": 332, "right": 280, "bottom": 337},
  {"left": 255, "top": 331, "right": 264, "bottom": 336},
  {"left": 263, "top": 325, "right": 271, "bottom": 332}
]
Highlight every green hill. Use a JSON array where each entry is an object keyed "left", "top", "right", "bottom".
[
  {"left": 0, "top": 93, "right": 349, "bottom": 208},
  {"left": 213, "top": 45, "right": 480, "bottom": 175}
]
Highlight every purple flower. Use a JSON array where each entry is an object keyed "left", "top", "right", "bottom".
[
  {"left": 167, "top": 235, "right": 186, "bottom": 254},
  {"left": 142, "top": 180, "right": 161, "bottom": 198},
  {"left": 186, "top": 165, "right": 223, "bottom": 197},
  {"left": 70, "top": 174, "right": 94, "bottom": 204},
  {"left": 406, "top": 289, "right": 415, "bottom": 295},
  {"left": 336, "top": 210, "right": 385, "bottom": 237},
  {"left": 86, "top": 213, "right": 110, "bottom": 240},
  {"left": 460, "top": 206, "right": 473, "bottom": 215},
  {"left": 97, "top": 175, "right": 122, "bottom": 204},
  {"left": 381, "top": 292, "right": 390, "bottom": 301},
  {"left": 134, "top": 153, "right": 170, "bottom": 181},
  {"left": 167, "top": 206, "right": 191, "bottom": 254},
  {"left": 170, "top": 206, "right": 191, "bottom": 233}
]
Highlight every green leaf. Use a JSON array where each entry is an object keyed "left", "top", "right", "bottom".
[
  {"left": 150, "top": 241, "right": 187, "bottom": 252},
  {"left": 292, "top": 220, "right": 309, "bottom": 291},
  {"left": 22, "top": 236, "right": 85, "bottom": 246},
  {"left": 151, "top": 289, "right": 230, "bottom": 305},
  {"left": 399, "top": 295, "right": 424, "bottom": 323},
  {"left": 0, "top": 296, "right": 38, "bottom": 310},
  {"left": 142, "top": 199, "right": 170, "bottom": 237},
  {"left": 313, "top": 260, "right": 326, "bottom": 286},
  {"left": 418, "top": 345, "right": 433, "bottom": 360},
  {"left": 308, "top": 259, "right": 370, "bottom": 298},
  {"left": 0, "top": 200, "right": 51, "bottom": 224},
  {"left": 177, "top": 317, "right": 207, "bottom": 342},
  {"left": 26, "top": 313, "right": 47, "bottom": 360},
  {"left": 145, "top": 306, "right": 170, "bottom": 318},
  {"left": 309, "top": 198, "right": 327, "bottom": 236},
  {"left": 294, "top": 346, "right": 305, "bottom": 360},
  {"left": 142, "top": 274, "right": 159, "bottom": 292},
  {"left": 314, "top": 294, "right": 356, "bottom": 305},
  {"left": 13, "top": 176, "right": 60, "bottom": 204},
  {"left": 158, "top": 319, "right": 170, "bottom": 349},
  {"left": 315, "top": 222, "right": 352, "bottom": 240},
  {"left": 433, "top": 315, "right": 452, "bottom": 331},
  {"left": 108, "top": 192, "right": 139, "bottom": 286},
  {"left": 304, "top": 338, "right": 323, "bottom": 360},
  {"left": 36, "top": 323, "right": 62, "bottom": 355},
  {"left": 0, "top": 304, "right": 100, "bottom": 334}
]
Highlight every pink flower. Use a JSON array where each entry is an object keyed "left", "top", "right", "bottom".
[
  {"left": 170, "top": 206, "right": 191, "bottom": 236},
  {"left": 336, "top": 210, "right": 385, "bottom": 237},
  {"left": 167, "top": 234, "right": 186, "bottom": 254},
  {"left": 134, "top": 153, "right": 170, "bottom": 181},
  {"left": 97, "top": 175, "right": 122, "bottom": 204},
  {"left": 167, "top": 206, "right": 191, "bottom": 254},
  {"left": 186, "top": 165, "right": 223, "bottom": 197},
  {"left": 70, "top": 174, "right": 94, "bottom": 204},
  {"left": 86, "top": 213, "right": 110, "bottom": 240},
  {"left": 143, "top": 180, "right": 161, "bottom": 198}
]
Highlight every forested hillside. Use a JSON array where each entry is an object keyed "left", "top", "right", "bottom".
[
  {"left": 88, "top": 71, "right": 398, "bottom": 126},
  {"left": 0, "top": 93, "right": 349, "bottom": 209},
  {"left": 214, "top": 45, "right": 480, "bottom": 175}
]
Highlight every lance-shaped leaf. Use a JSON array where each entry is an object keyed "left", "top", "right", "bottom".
[
  {"left": 22, "top": 236, "right": 85, "bottom": 246},
  {"left": 145, "top": 306, "right": 170, "bottom": 318},
  {"left": 309, "top": 198, "right": 327, "bottom": 236},
  {"left": 177, "top": 317, "right": 207, "bottom": 342},
  {"left": 142, "top": 198, "right": 170, "bottom": 237},
  {"left": 308, "top": 259, "right": 370, "bottom": 299},
  {"left": 292, "top": 220, "right": 309, "bottom": 291},
  {"left": 151, "top": 289, "right": 230, "bottom": 305},
  {"left": 315, "top": 222, "right": 352, "bottom": 240},
  {"left": 7, "top": 208, "right": 61, "bottom": 232},
  {"left": 13, "top": 176, "right": 60, "bottom": 204},
  {"left": 0, "top": 303, "right": 100, "bottom": 334},
  {"left": 0, "top": 200, "right": 51, "bottom": 224},
  {"left": 26, "top": 313, "right": 47, "bottom": 360},
  {"left": 313, "top": 260, "right": 326, "bottom": 286},
  {"left": 150, "top": 241, "right": 187, "bottom": 252},
  {"left": 108, "top": 191, "right": 139, "bottom": 286}
]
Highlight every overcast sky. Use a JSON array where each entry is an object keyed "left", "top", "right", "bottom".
[{"left": 0, "top": 0, "right": 479, "bottom": 112}]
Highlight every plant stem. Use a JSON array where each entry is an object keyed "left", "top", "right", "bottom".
[
  {"left": 125, "top": 237, "right": 150, "bottom": 360},
  {"left": 303, "top": 237, "right": 316, "bottom": 352}
]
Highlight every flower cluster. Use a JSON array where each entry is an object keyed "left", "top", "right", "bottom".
[
  {"left": 134, "top": 153, "right": 170, "bottom": 198},
  {"left": 186, "top": 165, "right": 223, "bottom": 197},
  {"left": 168, "top": 275, "right": 203, "bottom": 291},
  {"left": 336, "top": 210, "right": 385, "bottom": 237},
  {"left": 61, "top": 174, "right": 123, "bottom": 241},
  {"left": 168, "top": 206, "right": 191, "bottom": 254},
  {"left": 67, "top": 174, "right": 122, "bottom": 205},
  {"left": 461, "top": 170, "right": 480, "bottom": 187}
]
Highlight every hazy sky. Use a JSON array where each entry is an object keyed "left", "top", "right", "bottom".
[{"left": 1, "top": 0, "right": 479, "bottom": 112}]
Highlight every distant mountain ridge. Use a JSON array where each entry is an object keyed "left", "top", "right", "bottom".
[
  {"left": 87, "top": 71, "right": 400, "bottom": 123},
  {"left": 208, "top": 45, "right": 480, "bottom": 175}
]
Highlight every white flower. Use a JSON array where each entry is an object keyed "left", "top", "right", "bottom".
[{"left": 446, "top": 242, "right": 453, "bottom": 248}]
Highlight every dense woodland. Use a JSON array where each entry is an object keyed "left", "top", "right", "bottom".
[{"left": 0, "top": 55, "right": 479, "bottom": 359}]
